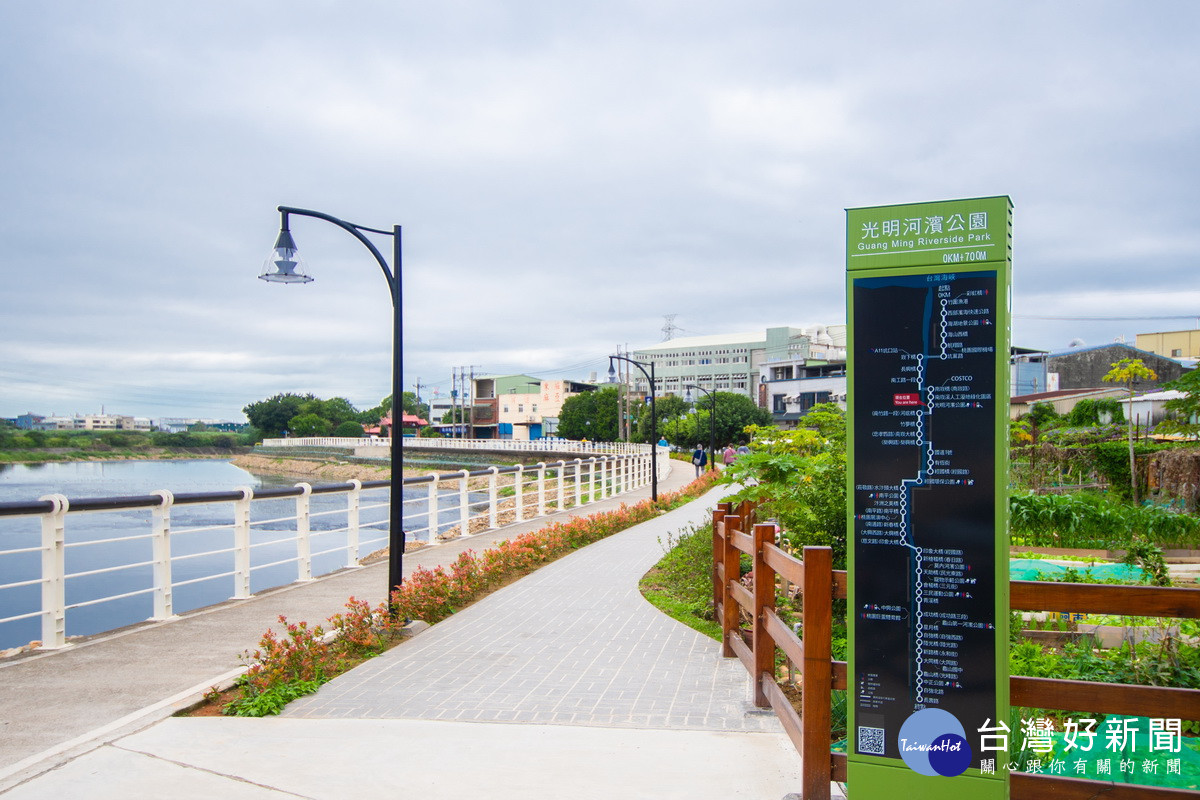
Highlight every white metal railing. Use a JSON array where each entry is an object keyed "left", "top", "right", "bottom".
[
  {"left": 0, "top": 453, "right": 660, "bottom": 651},
  {"left": 259, "top": 436, "right": 657, "bottom": 457}
]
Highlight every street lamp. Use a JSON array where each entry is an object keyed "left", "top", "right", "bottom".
[
  {"left": 685, "top": 384, "right": 716, "bottom": 472},
  {"left": 260, "top": 206, "right": 406, "bottom": 600},
  {"left": 608, "top": 354, "right": 658, "bottom": 501}
]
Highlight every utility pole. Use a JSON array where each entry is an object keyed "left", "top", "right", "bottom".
[
  {"left": 451, "top": 367, "right": 460, "bottom": 439},
  {"left": 411, "top": 378, "right": 424, "bottom": 429},
  {"left": 618, "top": 344, "right": 629, "bottom": 440}
]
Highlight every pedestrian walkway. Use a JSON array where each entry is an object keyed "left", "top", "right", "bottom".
[{"left": 0, "top": 464, "right": 825, "bottom": 798}]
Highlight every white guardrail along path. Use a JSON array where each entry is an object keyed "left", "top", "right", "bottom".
[{"left": 0, "top": 446, "right": 666, "bottom": 651}]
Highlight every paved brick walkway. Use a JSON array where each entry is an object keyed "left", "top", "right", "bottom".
[{"left": 284, "top": 483, "right": 778, "bottom": 733}]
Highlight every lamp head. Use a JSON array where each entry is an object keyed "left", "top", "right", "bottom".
[
  {"left": 607, "top": 360, "right": 617, "bottom": 383},
  {"left": 259, "top": 226, "right": 314, "bottom": 284}
]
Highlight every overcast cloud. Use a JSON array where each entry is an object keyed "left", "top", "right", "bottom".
[{"left": 2, "top": 2, "right": 1198, "bottom": 421}]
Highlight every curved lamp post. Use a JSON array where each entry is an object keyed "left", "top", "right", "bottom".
[
  {"left": 685, "top": 384, "right": 716, "bottom": 472},
  {"left": 260, "top": 206, "right": 405, "bottom": 599},
  {"left": 608, "top": 354, "right": 657, "bottom": 501}
]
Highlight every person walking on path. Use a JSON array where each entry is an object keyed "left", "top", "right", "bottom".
[
  {"left": 691, "top": 444, "right": 707, "bottom": 476},
  {"left": 722, "top": 445, "right": 736, "bottom": 467}
]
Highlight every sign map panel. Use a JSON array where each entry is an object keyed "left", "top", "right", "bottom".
[{"left": 852, "top": 269, "right": 998, "bottom": 755}]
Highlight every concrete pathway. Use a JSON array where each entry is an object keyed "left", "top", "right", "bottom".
[{"left": 0, "top": 465, "right": 825, "bottom": 798}]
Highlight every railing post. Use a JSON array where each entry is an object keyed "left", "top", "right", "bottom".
[
  {"left": 514, "top": 465, "right": 525, "bottom": 523},
  {"left": 536, "top": 462, "right": 547, "bottom": 516},
  {"left": 721, "top": 513, "right": 741, "bottom": 658},
  {"left": 458, "top": 469, "right": 471, "bottom": 536},
  {"left": 487, "top": 467, "right": 500, "bottom": 529},
  {"left": 295, "top": 483, "right": 313, "bottom": 582},
  {"left": 426, "top": 479, "right": 439, "bottom": 540},
  {"left": 38, "top": 493, "right": 68, "bottom": 649},
  {"left": 556, "top": 460, "right": 567, "bottom": 511},
  {"left": 752, "top": 522, "right": 776, "bottom": 708},
  {"left": 801, "top": 545, "right": 834, "bottom": 800},
  {"left": 573, "top": 458, "right": 583, "bottom": 508},
  {"left": 345, "top": 480, "right": 362, "bottom": 568},
  {"left": 231, "top": 487, "right": 253, "bottom": 599},
  {"left": 600, "top": 457, "right": 610, "bottom": 500},
  {"left": 151, "top": 490, "right": 175, "bottom": 620}
]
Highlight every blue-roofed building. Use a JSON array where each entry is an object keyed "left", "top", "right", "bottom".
[{"left": 1043, "top": 342, "right": 1189, "bottom": 392}]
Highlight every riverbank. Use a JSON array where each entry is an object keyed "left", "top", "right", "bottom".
[
  {"left": 0, "top": 447, "right": 251, "bottom": 465},
  {"left": 231, "top": 453, "right": 436, "bottom": 482}
]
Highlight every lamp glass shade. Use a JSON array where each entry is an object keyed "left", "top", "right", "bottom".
[
  {"left": 607, "top": 362, "right": 617, "bottom": 383},
  {"left": 259, "top": 229, "right": 314, "bottom": 284}
]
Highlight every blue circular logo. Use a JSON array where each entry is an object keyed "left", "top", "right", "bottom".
[{"left": 897, "top": 708, "right": 971, "bottom": 777}]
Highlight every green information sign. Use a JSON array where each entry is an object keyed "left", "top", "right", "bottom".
[
  {"left": 847, "top": 196, "right": 1012, "bottom": 270},
  {"left": 846, "top": 196, "right": 1012, "bottom": 798}
]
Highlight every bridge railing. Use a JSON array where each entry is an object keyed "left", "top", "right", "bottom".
[
  {"left": 0, "top": 453, "right": 654, "bottom": 651},
  {"left": 260, "top": 436, "right": 658, "bottom": 457}
]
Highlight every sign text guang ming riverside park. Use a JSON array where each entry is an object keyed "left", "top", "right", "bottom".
[{"left": 846, "top": 196, "right": 1013, "bottom": 798}]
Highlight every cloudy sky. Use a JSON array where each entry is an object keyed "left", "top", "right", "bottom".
[{"left": 2, "top": 2, "right": 1197, "bottom": 422}]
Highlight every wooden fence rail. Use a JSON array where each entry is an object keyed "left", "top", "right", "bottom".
[{"left": 712, "top": 500, "right": 1200, "bottom": 799}]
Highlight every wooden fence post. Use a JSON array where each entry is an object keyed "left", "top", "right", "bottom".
[
  {"left": 802, "top": 545, "right": 834, "bottom": 800},
  {"left": 712, "top": 502, "right": 732, "bottom": 613},
  {"left": 721, "top": 512, "right": 741, "bottom": 658},
  {"left": 752, "top": 522, "right": 776, "bottom": 708}
]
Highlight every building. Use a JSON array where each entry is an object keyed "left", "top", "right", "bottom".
[
  {"left": 1009, "top": 388, "right": 1127, "bottom": 420},
  {"left": 472, "top": 375, "right": 598, "bottom": 440},
  {"left": 1043, "top": 343, "right": 1188, "bottom": 392},
  {"left": 30, "top": 413, "right": 153, "bottom": 431},
  {"left": 15, "top": 413, "right": 44, "bottom": 430},
  {"left": 1125, "top": 390, "right": 1189, "bottom": 426},
  {"left": 1136, "top": 329, "right": 1200, "bottom": 360},
  {"left": 629, "top": 325, "right": 847, "bottom": 400},
  {"left": 1010, "top": 347, "right": 1052, "bottom": 396},
  {"left": 365, "top": 413, "right": 428, "bottom": 437},
  {"left": 756, "top": 357, "right": 847, "bottom": 428}
]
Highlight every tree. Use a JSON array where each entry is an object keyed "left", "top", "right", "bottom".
[
  {"left": 362, "top": 392, "right": 429, "bottom": 424},
  {"left": 288, "top": 412, "right": 333, "bottom": 437},
  {"left": 1067, "top": 397, "right": 1124, "bottom": 427},
  {"left": 304, "top": 397, "right": 359, "bottom": 427},
  {"left": 557, "top": 386, "right": 619, "bottom": 441},
  {"left": 719, "top": 403, "right": 847, "bottom": 567},
  {"left": 1102, "top": 357, "right": 1157, "bottom": 504},
  {"left": 691, "top": 391, "right": 773, "bottom": 446},
  {"left": 634, "top": 395, "right": 689, "bottom": 443},
  {"left": 243, "top": 393, "right": 314, "bottom": 437},
  {"left": 333, "top": 420, "right": 365, "bottom": 437}
]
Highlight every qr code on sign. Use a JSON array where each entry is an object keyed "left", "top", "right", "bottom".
[{"left": 858, "top": 726, "right": 886, "bottom": 755}]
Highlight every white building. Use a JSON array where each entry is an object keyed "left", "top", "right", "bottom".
[{"left": 629, "top": 325, "right": 846, "bottom": 401}]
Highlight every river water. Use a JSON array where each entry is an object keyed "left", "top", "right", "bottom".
[{"left": 0, "top": 459, "right": 473, "bottom": 650}]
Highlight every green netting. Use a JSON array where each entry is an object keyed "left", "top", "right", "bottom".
[{"left": 1008, "top": 558, "right": 1145, "bottom": 583}]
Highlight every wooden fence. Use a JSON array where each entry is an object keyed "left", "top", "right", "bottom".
[{"left": 712, "top": 500, "right": 1200, "bottom": 799}]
